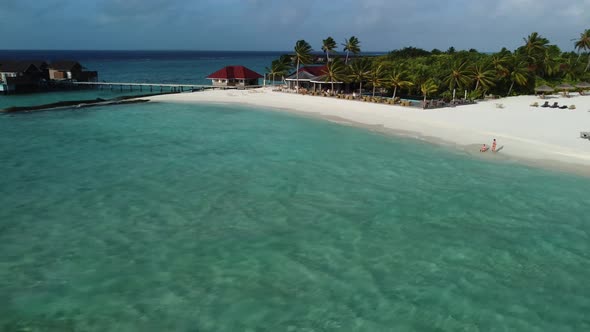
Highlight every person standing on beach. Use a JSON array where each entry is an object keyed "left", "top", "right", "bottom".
[{"left": 492, "top": 139, "right": 497, "bottom": 152}]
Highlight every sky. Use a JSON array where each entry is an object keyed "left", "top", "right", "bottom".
[{"left": 0, "top": 0, "right": 588, "bottom": 52}]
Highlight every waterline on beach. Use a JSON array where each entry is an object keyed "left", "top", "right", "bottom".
[
  {"left": 149, "top": 89, "right": 590, "bottom": 176},
  {"left": 151, "top": 96, "right": 590, "bottom": 178}
]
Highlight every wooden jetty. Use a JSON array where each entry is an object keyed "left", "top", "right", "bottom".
[{"left": 62, "top": 81, "right": 262, "bottom": 93}]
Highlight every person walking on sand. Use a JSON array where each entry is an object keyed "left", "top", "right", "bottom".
[{"left": 492, "top": 139, "right": 497, "bottom": 152}]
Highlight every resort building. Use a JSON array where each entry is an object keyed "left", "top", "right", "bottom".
[
  {"left": 284, "top": 65, "right": 345, "bottom": 92},
  {"left": 0, "top": 61, "right": 44, "bottom": 93},
  {"left": 0, "top": 59, "right": 98, "bottom": 93},
  {"left": 207, "top": 65, "right": 262, "bottom": 87},
  {"left": 49, "top": 60, "right": 98, "bottom": 82}
]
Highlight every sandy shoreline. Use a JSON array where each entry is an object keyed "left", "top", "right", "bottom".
[{"left": 147, "top": 88, "right": 590, "bottom": 176}]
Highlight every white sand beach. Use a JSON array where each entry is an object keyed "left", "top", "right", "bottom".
[{"left": 149, "top": 89, "right": 590, "bottom": 174}]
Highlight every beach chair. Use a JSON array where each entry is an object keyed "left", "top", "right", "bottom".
[
  {"left": 530, "top": 102, "right": 539, "bottom": 107},
  {"left": 550, "top": 102, "right": 559, "bottom": 108},
  {"left": 569, "top": 105, "right": 576, "bottom": 110},
  {"left": 559, "top": 105, "right": 568, "bottom": 109},
  {"left": 540, "top": 101, "right": 550, "bottom": 108}
]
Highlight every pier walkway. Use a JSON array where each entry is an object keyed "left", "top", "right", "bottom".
[{"left": 63, "top": 81, "right": 262, "bottom": 92}]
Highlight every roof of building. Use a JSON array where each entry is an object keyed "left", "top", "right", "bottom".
[
  {"left": 0, "top": 60, "right": 40, "bottom": 73},
  {"left": 29, "top": 61, "right": 49, "bottom": 69},
  {"left": 50, "top": 60, "right": 82, "bottom": 71},
  {"left": 299, "top": 65, "right": 328, "bottom": 77},
  {"left": 285, "top": 65, "right": 328, "bottom": 81},
  {"left": 285, "top": 70, "right": 319, "bottom": 81},
  {"left": 207, "top": 65, "right": 263, "bottom": 80}
]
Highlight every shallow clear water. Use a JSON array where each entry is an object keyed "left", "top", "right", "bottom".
[
  {"left": 1, "top": 102, "right": 589, "bottom": 331},
  {"left": 0, "top": 89, "right": 153, "bottom": 109}
]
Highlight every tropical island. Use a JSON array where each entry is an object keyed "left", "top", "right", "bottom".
[
  {"left": 264, "top": 30, "right": 590, "bottom": 103},
  {"left": 149, "top": 29, "right": 590, "bottom": 175}
]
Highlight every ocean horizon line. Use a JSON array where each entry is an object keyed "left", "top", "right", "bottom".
[{"left": 0, "top": 49, "right": 390, "bottom": 53}]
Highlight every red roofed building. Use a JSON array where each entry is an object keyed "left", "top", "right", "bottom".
[{"left": 206, "top": 65, "right": 263, "bottom": 87}]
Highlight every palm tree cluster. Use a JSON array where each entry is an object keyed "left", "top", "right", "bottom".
[{"left": 269, "top": 30, "right": 590, "bottom": 101}]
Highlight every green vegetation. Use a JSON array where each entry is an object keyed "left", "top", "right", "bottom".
[
  {"left": 293, "top": 40, "right": 313, "bottom": 90},
  {"left": 277, "top": 31, "right": 590, "bottom": 100},
  {"left": 347, "top": 58, "right": 371, "bottom": 95},
  {"left": 574, "top": 29, "right": 590, "bottom": 71},
  {"left": 342, "top": 36, "right": 361, "bottom": 65},
  {"left": 323, "top": 58, "right": 347, "bottom": 92},
  {"left": 265, "top": 54, "right": 291, "bottom": 85},
  {"left": 321, "top": 37, "right": 337, "bottom": 62}
]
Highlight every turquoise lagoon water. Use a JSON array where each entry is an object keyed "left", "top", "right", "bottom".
[
  {"left": 0, "top": 89, "right": 155, "bottom": 110},
  {"left": 1, "top": 102, "right": 590, "bottom": 331}
]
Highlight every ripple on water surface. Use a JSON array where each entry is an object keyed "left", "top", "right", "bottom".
[{"left": 0, "top": 102, "right": 589, "bottom": 331}]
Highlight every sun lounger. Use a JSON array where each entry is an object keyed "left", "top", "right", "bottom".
[
  {"left": 569, "top": 105, "right": 576, "bottom": 110},
  {"left": 530, "top": 102, "right": 539, "bottom": 107},
  {"left": 559, "top": 105, "right": 568, "bottom": 109},
  {"left": 550, "top": 102, "right": 559, "bottom": 108},
  {"left": 540, "top": 101, "right": 550, "bottom": 108}
]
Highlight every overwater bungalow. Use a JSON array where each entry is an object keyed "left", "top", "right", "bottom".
[
  {"left": 49, "top": 60, "right": 98, "bottom": 82},
  {"left": 207, "top": 65, "right": 263, "bottom": 87},
  {"left": 0, "top": 61, "right": 44, "bottom": 93},
  {"left": 0, "top": 59, "right": 98, "bottom": 93}
]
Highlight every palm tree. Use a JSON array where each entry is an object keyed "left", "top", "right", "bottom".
[
  {"left": 266, "top": 58, "right": 290, "bottom": 86},
  {"left": 443, "top": 59, "right": 471, "bottom": 96},
  {"left": 420, "top": 79, "right": 438, "bottom": 103},
  {"left": 367, "top": 64, "right": 386, "bottom": 97},
  {"left": 277, "top": 54, "right": 292, "bottom": 69},
  {"left": 491, "top": 53, "right": 510, "bottom": 78},
  {"left": 506, "top": 59, "right": 529, "bottom": 96},
  {"left": 522, "top": 32, "right": 549, "bottom": 56},
  {"left": 386, "top": 70, "right": 413, "bottom": 99},
  {"left": 541, "top": 45, "right": 561, "bottom": 77},
  {"left": 276, "top": 54, "right": 293, "bottom": 85},
  {"left": 348, "top": 58, "right": 371, "bottom": 96},
  {"left": 574, "top": 29, "right": 590, "bottom": 71},
  {"left": 521, "top": 32, "right": 549, "bottom": 73},
  {"left": 323, "top": 58, "right": 347, "bottom": 92},
  {"left": 321, "top": 37, "right": 337, "bottom": 63},
  {"left": 293, "top": 40, "right": 313, "bottom": 91},
  {"left": 561, "top": 56, "right": 582, "bottom": 81},
  {"left": 407, "top": 63, "right": 429, "bottom": 95},
  {"left": 342, "top": 36, "right": 360, "bottom": 65},
  {"left": 265, "top": 63, "right": 277, "bottom": 86},
  {"left": 470, "top": 63, "right": 496, "bottom": 92}
]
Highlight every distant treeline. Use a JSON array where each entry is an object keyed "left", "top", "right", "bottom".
[{"left": 268, "top": 30, "right": 590, "bottom": 100}]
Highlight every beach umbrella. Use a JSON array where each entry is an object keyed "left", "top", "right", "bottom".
[
  {"left": 555, "top": 83, "right": 575, "bottom": 96},
  {"left": 555, "top": 83, "right": 575, "bottom": 90},
  {"left": 575, "top": 82, "right": 590, "bottom": 88},
  {"left": 534, "top": 85, "right": 554, "bottom": 92},
  {"left": 534, "top": 85, "right": 554, "bottom": 98}
]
